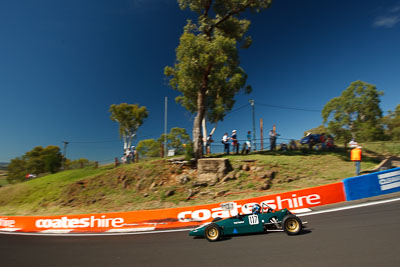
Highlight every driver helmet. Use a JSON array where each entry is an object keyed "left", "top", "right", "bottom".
[{"left": 252, "top": 204, "right": 261, "bottom": 214}]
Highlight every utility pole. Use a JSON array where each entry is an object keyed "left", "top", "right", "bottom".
[
  {"left": 164, "top": 96, "right": 168, "bottom": 159},
  {"left": 260, "top": 118, "right": 263, "bottom": 150},
  {"left": 62, "top": 141, "right": 69, "bottom": 170},
  {"left": 249, "top": 99, "right": 257, "bottom": 151}
]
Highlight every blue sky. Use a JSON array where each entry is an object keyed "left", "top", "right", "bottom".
[{"left": 1, "top": 0, "right": 399, "bottom": 163}]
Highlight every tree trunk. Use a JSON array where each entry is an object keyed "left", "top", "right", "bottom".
[
  {"left": 123, "top": 135, "right": 128, "bottom": 153},
  {"left": 193, "top": 64, "right": 211, "bottom": 160},
  {"left": 202, "top": 116, "right": 207, "bottom": 142},
  {"left": 193, "top": 91, "right": 206, "bottom": 160},
  {"left": 209, "top": 122, "right": 217, "bottom": 136},
  {"left": 202, "top": 117, "right": 218, "bottom": 139}
]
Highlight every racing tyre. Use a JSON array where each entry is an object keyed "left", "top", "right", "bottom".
[
  {"left": 205, "top": 223, "right": 222, "bottom": 242},
  {"left": 282, "top": 215, "right": 302, "bottom": 235}
]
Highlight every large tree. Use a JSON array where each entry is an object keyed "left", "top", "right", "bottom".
[
  {"left": 383, "top": 104, "right": 400, "bottom": 140},
  {"left": 165, "top": 0, "right": 272, "bottom": 159},
  {"left": 158, "top": 127, "right": 191, "bottom": 155},
  {"left": 109, "top": 103, "right": 148, "bottom": 153},
  {"left": 7, "top": 145, "right": 62, "bottom": 183},
  {"left": 322, "top": 80, "right": 384, "bottom": 144},
  {"left": 136, "top": 139, "right": 161, "bottom": 158}
]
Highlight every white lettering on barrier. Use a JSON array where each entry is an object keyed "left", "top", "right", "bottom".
[
  {"left": 211, "top": 207, "right": 231, "bottom": 218},
  {"left": 35, "top": 215, "right": 124, "bottom": 229},
  {"left": 0, "top": 218, "right": 15, "bottom": 227},
  {"left": 177, "top": 193, "right": 322, "bottom": 222},
  {"left": 378, "top": 171, "right": 400, "bottom": 191},
  {"left": 191, "top": 209, "right": 211, "bottom": 221},
  {"left": 177, "top": 211, "right": 192, "bottom": 222}
]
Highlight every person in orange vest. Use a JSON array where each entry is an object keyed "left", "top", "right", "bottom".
[{"left": 351, "top": 145, "right": 362, "bottom": 175}]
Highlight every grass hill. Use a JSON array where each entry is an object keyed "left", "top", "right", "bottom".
[
  {"left": 0, "top": 162, "right": 8, "bottom": 187},
  {"left": 0, "top": 143, "right": 398, "bottom": 216}
]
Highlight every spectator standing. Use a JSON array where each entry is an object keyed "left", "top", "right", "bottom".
[
  {"left": 319, "top": 133, "right": 326, "bottom": 150},
  {"left": 121, "top": 154, "right": 127, "bottom": 164},
  {"left": 351, "top": 145, "right": 362, "bottom": 175},
  {"left": 222, "top": 133, "right": 230, "bottom": 154},
  {"left": 289, "top": 139, "right": 297, "bottom": 150},
  {"left": 130, "top": 146, "right": 136, "bottom": 163},
  {"left": 242, "top": 131, "right": 252, "bottom": 154},
  {"left": 349, "top": 138, "right": 358, "bottom": 148},
  {"left": 231, "top": 130, "right": 239, "bottom": 154},
  {"left": 125, "top": 149, "right": 131, "bottom": 164},
  {"left": 269, "top": 129, "right": 279, "bottom": 151},
  {"left": 326, "top": 136, "right": 335, "bottom": 150},
  {"left": 205, "top": 134, "right": 213, "bottom": 155}
]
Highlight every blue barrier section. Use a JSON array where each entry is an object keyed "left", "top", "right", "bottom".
[{"left": 343, "top": 167, "right": 400, "bottom": 201}]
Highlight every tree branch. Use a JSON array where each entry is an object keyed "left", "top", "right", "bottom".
[
  {"left": 205, "top": 1, "right": 254, "bottom": 36},
  {"left": 203, "top": 0, "right": 212, "bottom": 17}
]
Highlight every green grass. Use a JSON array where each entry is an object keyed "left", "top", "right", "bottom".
[
  {"left": 0, "top": 170, "right": 8, "bottom": 187},
  {"left": 361, "top": 141, "right": 400, "bottom": 157},
  {"left": 0, "top": 167, "right": 107, "bottom": 215},
  {"left": 0, "top": 145, "right": 393, "bottom": 216}
]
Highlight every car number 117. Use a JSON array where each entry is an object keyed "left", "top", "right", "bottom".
[{"left": 248, "top": 215, "right": 259, "bottom": 225}]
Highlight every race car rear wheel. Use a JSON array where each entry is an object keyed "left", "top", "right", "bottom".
[
  {"left": 283, "top": 215, "right": 302, "bottom": 235},
  {"left": 205, "top": 223, "right": 221, "bottom": 242}
]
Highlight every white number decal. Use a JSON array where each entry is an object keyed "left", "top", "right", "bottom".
[{"left": 248, "top": 215, "right": 259, "bottom": 225}]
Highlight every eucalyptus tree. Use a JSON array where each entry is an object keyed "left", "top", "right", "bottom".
[
  {"left": 322, "top": 80, "right": 384, "bottom": 144},
  {"left": 383, "top": 104, "right": 400, "bottom": 140},
  {"left": 136, "top": 139, "right": 161, "bottom": 158},
  {"left": 165, "top": 0, "right": 272, "bottom": 159},
  {"left": 109, "top": 103, "right": 148, "bottom": 153},
  {"left": 7, "top": 145, "right": 62, "bottom": 183},
  {"left": 158, "top": 127, "right": 191, "bottom": 155}
]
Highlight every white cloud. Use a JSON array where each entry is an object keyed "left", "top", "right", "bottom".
[
  {"left": 388, "top": 5, "right": 400, "bottom": 13},
  {"left": 373, "top": 3, "right": 400, "bottom": 28},
  {"left": 373, "top": 15, "right": 400, "bottom": 28}
]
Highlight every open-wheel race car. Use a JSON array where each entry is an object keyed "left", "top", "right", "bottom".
[{"left": 189, "top": 202, "right": 305, "bottom": 242}]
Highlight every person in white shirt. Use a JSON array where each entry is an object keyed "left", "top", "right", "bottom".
[{"left": 222, "top": 133, "right": 230, "bottom": 154}]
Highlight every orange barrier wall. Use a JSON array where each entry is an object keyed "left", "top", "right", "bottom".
[{"left": 0, "top": 182, "right": 345, "bottom": 233}]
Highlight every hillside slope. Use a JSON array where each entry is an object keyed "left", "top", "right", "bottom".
[{"left": 0, "top": 150, "right": 382, "bottom": 216}]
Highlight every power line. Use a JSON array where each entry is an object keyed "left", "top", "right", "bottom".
[
  {"left": 249, "top": 99, "right": 257, "bottom": 150},
  {"left": 227, "top": 103, "right": 250, "bottom": 113},
  {"left": 62, "top": 141, "right": 69, "bottom": 170},
  {"left": 226, "top": 101, "right": 322, "bottom": 114},
  {"left": 65, "top": 134, "right": 158, "bottom": 144},
  {"left": 256, "top": 102, "right": 322, "bottom": 112},
  {"left": 67, "top": 139, "right": 120, "bottom": 144}
]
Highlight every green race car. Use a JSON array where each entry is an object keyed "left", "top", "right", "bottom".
[{"left": 189, "top": 203, "right": 304, "bottom": 242}]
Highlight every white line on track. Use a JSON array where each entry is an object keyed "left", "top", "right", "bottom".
[
  {"left": 297, "top": 197, "right": 400, "bottom": 217},
  {"left": 1, "top": 197, "right": 400, "bottom": 237},
  {"left": 0, "top": 228, "right": 21, "bottom": 232},
  {"left": 0, "top": 228, "right": 193, "bottom": 237},
  {"left": 106, "top": 227, "right": 156, "bottom": 233}
]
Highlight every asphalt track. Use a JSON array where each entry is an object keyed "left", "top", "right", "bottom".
[{"left": 1, "top": 199, "right": 400, "bottom": 267}]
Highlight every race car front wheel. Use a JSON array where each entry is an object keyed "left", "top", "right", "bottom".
[
  {"left": 282, "top": 215, "right": 302, "bottom": 235},
  {"left": 205, "top": 223, "right": 221, "bottom": 242}
]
